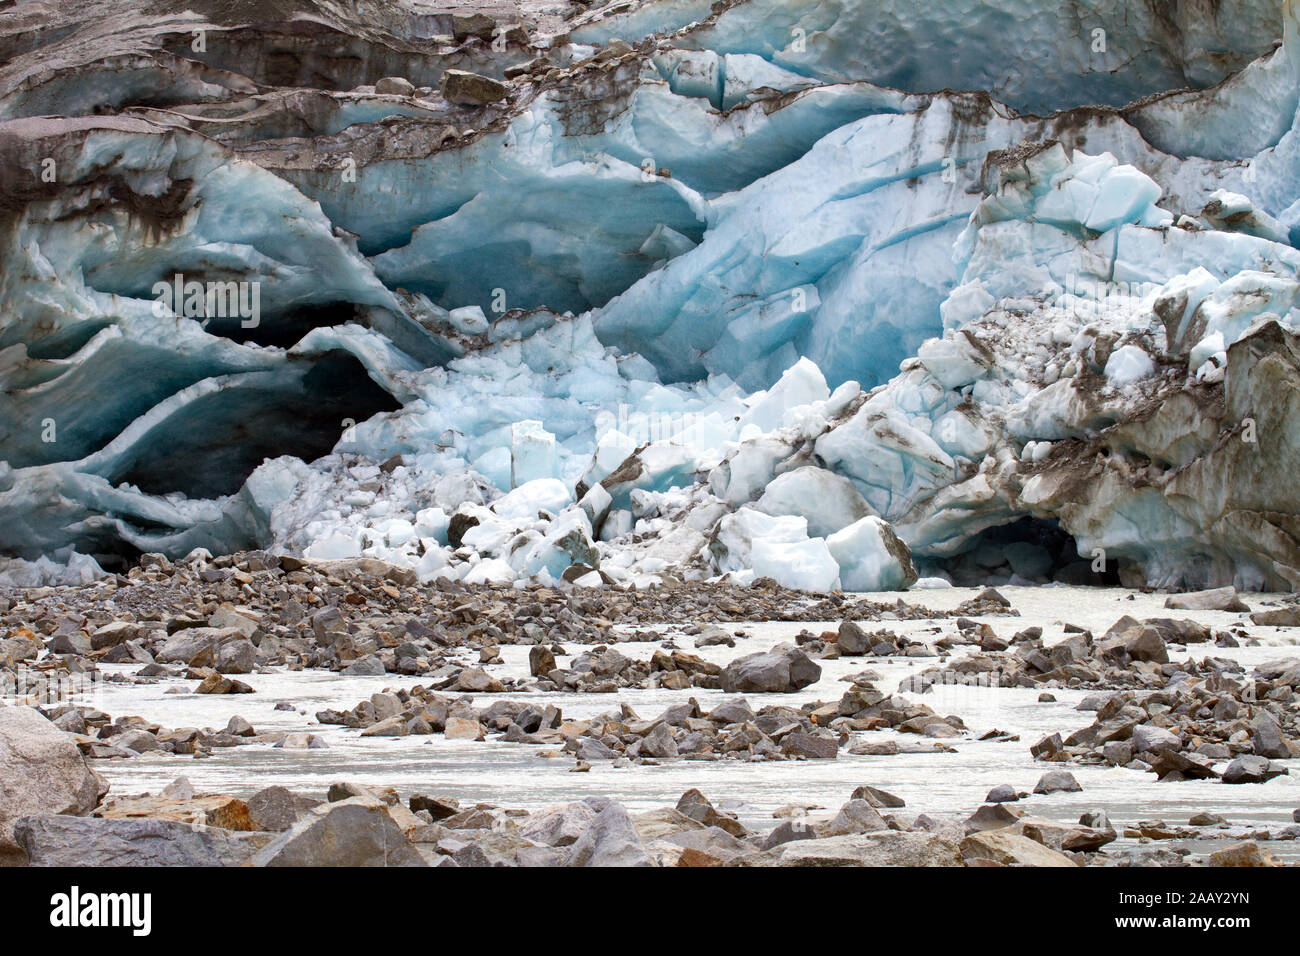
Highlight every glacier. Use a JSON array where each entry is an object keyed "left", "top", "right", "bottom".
[{"left": 2, "top": 0, "right": 1300, "bottom": 593}]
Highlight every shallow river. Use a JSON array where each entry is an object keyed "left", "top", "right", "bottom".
[{"left": 73, "top": 585, "right": 1300, "bottom": 861}]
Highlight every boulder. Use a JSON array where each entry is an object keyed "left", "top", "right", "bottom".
[
  {"left": 15, "top": 815, "right": 264, "bottom": 866},
  {"left": 1251, "top": 713, "right": 1292, "bottom": 759},
  {"left": 1016, "top": 817, "right": 1116, "bottom": 852},
  {"left": 0, "top": 706, "right": 106, "bottom": 864},
  {"left": 719, "top": 645, "right": 821, "bottom": 693},
  {"left": 246, "top": 786, "right": 322, "bottom": 832},
  {"left": 374, "top": 76, "right": 416, "bottom": 96},
  {"left": 1164, "top": 587, "right": 1248, "bottom": 612},
  {"left": 564, "top": 801, "right": 653, "bottom": 867},
  {"left": 216, "top": 638, "right": 257, "bottom": 674},
  {"left": 529, "top": 644, "right": 556, "bottom": 677},
  {"left": 781, "top": 732, "right": 839, "bottom": 759},
  {"left": 742, "top": 831, "right": 961, "bottom": 867},
  {"left": 519, "top": 801, "right": 599, "bottom": 847},
  {"left": 89, "top": 621, "right": 139, "bottom": 650},
  {"left": 820, "top": 799, "right": 887, "bottom": 836},
  {"left": 1250, "top": 606, "right": 1300, "bottom": 627},
  {"left": 1132, "top": 724, "right": 1181, "bottom": 753},
  {"left": 836, "top": 621, "right": 871, "bottom": 655},
  {"left": 251, "top": 798, "right": 426, "bottom": 866},
  {"left": 961, "top": 829, "right": 1079, "bottom": 867},
  {"left": 441, "top": 70, "right": 509, "bottom": 106},
  {"left": 1033, "top": 770, "right": 1082, "bottom": 794},
  {"left": 1222, "top": 755, "right": 1287, "bottom": 784},
  {"left": 155, "top": 627, "right": 236, "bottom": 665},
  {"left": 1209, "top": 842, "right": 1280, "bottom": 866}
]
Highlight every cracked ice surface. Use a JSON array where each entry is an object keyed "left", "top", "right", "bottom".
[{"left": 3, "top": 0, "right": 1300, "bottom": 593}]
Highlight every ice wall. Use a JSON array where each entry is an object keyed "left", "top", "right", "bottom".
[{"left": 1, "top": 0, "right": 1299, "bottom": 591}]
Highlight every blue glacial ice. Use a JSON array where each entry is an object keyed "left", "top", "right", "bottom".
[{"left": 2, "top": 0, "right": 1300, "bottom": 592}]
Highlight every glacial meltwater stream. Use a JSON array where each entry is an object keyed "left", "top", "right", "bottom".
[{"left": 76, "top": 586, "right": 1300, "bottom": 862}]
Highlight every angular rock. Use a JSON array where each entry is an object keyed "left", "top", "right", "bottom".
[
  {"left": 15, "top": 814, "right": 263, "bottom": 866},
  {"left": 0, "top": 706, "right": 106, "bottom": 864},
  {"left": 441, "top": 70, "right": 509, "bottom": 107},
  {"left": 251, "top": 798, "right": 426, "bottom": 867},
  {"left": 719, "top": 645, "right": 821, "bottom": 693},
  {"left": 564, "top": 801, "right": 653, "bottom": 867}
]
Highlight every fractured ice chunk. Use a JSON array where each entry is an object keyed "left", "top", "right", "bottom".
[
  {"left": 1103, "top": 345, "right": 1155, "bottom": 385},
  {"left": 751, "top": 537, "right": 841, "bottom": 592},
  {"left": 304, "top": 532, "right": 361, "bottom": 560},
  {"left": 492, "top": 478, "right": 573, "bottom": 521},
  {"left": 1085, "top": 165, "right": 1163, "bottom": 232},
  {"left": 711, "top": 507, "right": 808, "bottom": 574},
  {"left": 738, "top": 357, "right": 829, "bottom": 433},
  {"left": 414, "top": 507, "right": 450, "bottom": 545},
  {"left": 916, "top": 333, "right": 991, "bottom": 389},
  {"left": 825, "top": 516, "right": 917, "bottom": 592},
  {"left": 511, "top": 420, "right": 557, "bottom": 487},
  {"left": 462, "top": 558, "right": 515, "bottom": 585},
  {"left": 471, "top": 447, "right": 512, "bottom": 492},
  {"left": 708, "top": 435, "right": 797, "bottom": 504},
  {"left": 754, "top": 465, "right": 872, "bottom": 538},
  {"left": 517, "top": 508, "right": 598, "bottom": 578},
  {"left": 448, "top": 305, "right": 490, "bottom": 335}
]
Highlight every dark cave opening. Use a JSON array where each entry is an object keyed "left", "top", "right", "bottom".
[
  {"left": 201, "top": 302, "right": 367, "bottom": 349},
  {"left": 112, "top": 351, "right": 400, "bottom": 499},
  {"left": 927, "top": 516, "right": 1123, "bottom": 587}
]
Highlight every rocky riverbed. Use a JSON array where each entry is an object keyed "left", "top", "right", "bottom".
[{"left": 2, "top": 551, "right": 1297, "bottom": 866}]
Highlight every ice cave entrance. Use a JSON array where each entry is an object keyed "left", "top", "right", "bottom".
[
  {"left": 930, "top": 517, "right": 1123, "bottom": 587},
  {"left": 112, "top": 351, "right": 399, "bottom": 498}
]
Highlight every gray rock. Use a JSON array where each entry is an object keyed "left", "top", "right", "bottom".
[
  {"left": 1079, "top": 810, "right": 1111, "bottom": 829},
  {"left": 851, "top": 785, "right": 906, "bottom": 808},
  {"left": 742, "top": 830, "right": 962, "bottom": 867},
  {"left": 1034, "top": 770, "right": 1083, "bottom": 794},
  {"left": 720, "top": 645, "right": 821, "bottom": 693},
  {"left": 161, "top": 776, "right": 194, "bottom": 800},
  {"left": 89, "top": 621, "right": 139, "bottom": 650},
  {"left": 441, "top": 69, "right": 509, "bottom": 106},
  {"left": 965, "top": 803, "right": 1025, "bottom": 834},
  {"left": 820, "top": 799, "right": 887, "bottom": 836},
  {"left": 155, "top": 627, "right": 236, "bottom": 666},
  {"left": 564, "top": 802, "right": 653, "bottom": 867},
  {"left": 216, "top": 638, "right": 257, "bottom": 674},
  {"left": 707, "top": 697, "right": 756, "bottom": 724},
  {"left": 519, "top": 801, "right": 598, "bottom": 847},
  {"left": 0, "top": 706, "right": 106, "bottom": 864},
  {"left": 761, "top": 819, "right": 819, "bottom": 850},
  {"left": 341, "top": 655, "right": 386, "bottom": 676},
  {"left": 246, "top": 786, "right": 322, "bottom": 832},
  {"left": 1132, "top": 723, "right": 1181, "bottom": 753},
  {"left": 638, "top": 722, "right": 678, "bottom": 758},
  {"left": 1250, "top": 606, "right": 1300, "bottom": 627},
  {"left": 374, "top": 76, "right": 416, "bottom": 96},
  {"left": 528, "top": 644, "right": 556, "bottom": 677},
  {"left": 15, "top": 814, "right": 262, "bottom": 866},
  {"left": 1164, "top": 587, "right": 1248, "bottom": 612},
  {"left": 837, "top": 621, "right": 870, "bottom": 655},
  {"left": 1252, "top": 713, "right": 1292, "bottom": 759},
  {"left": 251, "top": 797, "right": 426, "bottom": 866},
  {"left": 985, "top": 783, "right": 1020, "bottom": 803},
  {"left": 781, "top": 732, "right": 839, "bottom": 759},
  {"left": 1222, "top": 755, "right": 1286, "bottom": 784}
]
